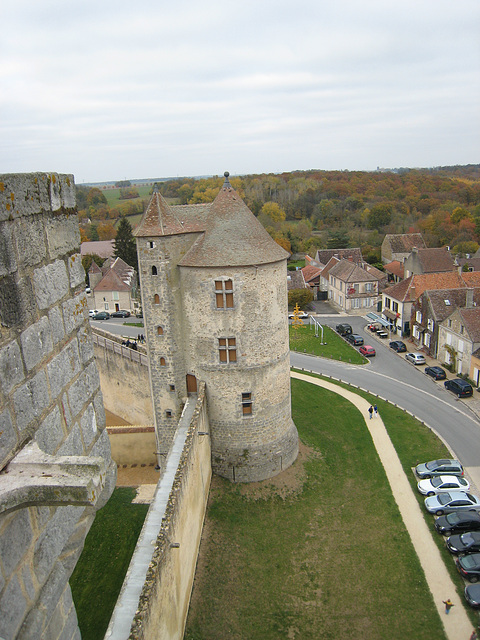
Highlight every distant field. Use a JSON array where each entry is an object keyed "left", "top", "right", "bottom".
[{"left": 102, "top": 184, "right": 153, "bottom": 207}]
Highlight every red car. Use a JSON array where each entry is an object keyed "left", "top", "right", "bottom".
[{"left": 359, "top": 345, "right": 376, "bottom": 357}]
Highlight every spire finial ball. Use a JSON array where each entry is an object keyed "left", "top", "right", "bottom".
[{"left": 224, "top": 171, "right": 229, "bottom": 178}]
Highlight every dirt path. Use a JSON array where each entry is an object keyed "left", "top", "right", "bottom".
[{"left": 291, "top": 371, "right": 476, "bottom": 640}]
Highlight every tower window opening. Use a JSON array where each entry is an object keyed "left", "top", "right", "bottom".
[
  {"left": 154, "top": 294, "right": 160, "bottom": 305},
  {"left": 218, "top": 337, "right": 236, "bottom": 363},
  {"left": 149, "top": 241, "right": 155, "bottom": 249},
  {"left": 165, "top": 410, "right": 172, "bottom": 418},
  {"left": 215, "top": 279, "right": 234, "bottom": 308},
  {"left": 152, "top": 265, "right": 158, "bottom": 275},
  {"left": 169, "top": 384, "right": 175, "bottom": 391},
  {"left": 160, "top": 357, "right": 166, "bottom": 366},
  {"left": 241, "top": 392, "right": 252, "bottom": 415},
  {"left": 157, "top": 326, "right": 164, "bottom": 336}
]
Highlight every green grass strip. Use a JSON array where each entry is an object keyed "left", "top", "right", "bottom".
[
  {"left": 70, "top": 487, "right": 149, "bottom": 640},
  {"left": 289, "top": 323, "right": 367, "bottom": 364}
]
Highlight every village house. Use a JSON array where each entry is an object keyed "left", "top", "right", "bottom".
[
  {"left": 301, "top": 264, "right": 323, "bottom": 298},
  {"left": 381, "top": 233, "right": 426, "bottom": 264},
  {"left": 382, "top": 272, "right": 468, "bottom": 336},
  {"left": 328, "top": 259, "right": 386, "bottom": 314},
  {"left": 411, "top": 287, "right": 480, "bottom": 358},
  {"left": 89, "top": 255, "right": 139, "bottom": 314},
  {"left": 403, "top": 246, "right": 455, "bottom": 278},
  {"left": 437, "top": 307, "right": 480, "bottom": 379},
  {"left": 383, "top": 260, "right": 404, "bottom": 284}
]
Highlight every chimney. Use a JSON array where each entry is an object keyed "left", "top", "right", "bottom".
[{"left": 466, "top": 288, "right": 474, "bottom": 309}]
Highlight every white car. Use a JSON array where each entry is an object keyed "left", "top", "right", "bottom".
[
  {"left": 405, "top": 352, "right": 426, "bottom": 365},
  {"left": 88, "top": 309, "right": 99, "bottom": 318},
  {"left": 288, "top": 311, "right": 309, "bottom": 319},
  {"left": 417, "top": 475, "right": 470, "bottom": 496}
]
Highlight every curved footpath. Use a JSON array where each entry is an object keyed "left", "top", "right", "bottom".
[{"left": 291, "top": 371, "right": 476, "bottom": 640}]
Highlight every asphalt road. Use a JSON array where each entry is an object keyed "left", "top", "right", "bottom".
[
  {"left": 291, "top": 315, "right": 480, "bottom": 468},
  {"left": 90, "top": 317, "right": 144, "bottom": 338}
]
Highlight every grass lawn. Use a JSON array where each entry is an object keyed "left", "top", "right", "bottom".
[
  {"left": 70, "top": 488, "right": 149, "bottom": 640},
  {"left": 289, "top": 323, "right": 366, "bottom": 364},
  {"left": 184, "top": 380, "right": 448, "bottom": 640}
]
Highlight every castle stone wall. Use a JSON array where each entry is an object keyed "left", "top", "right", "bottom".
[{"left": 0, "top": 173, "right": 116, "bottom": 639}]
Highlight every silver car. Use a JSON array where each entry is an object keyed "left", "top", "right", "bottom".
[
  {"left": 415, "top": 459, "right": 464, "bottom": 479},
  {"left": 424, "top": 491, "right": 480, "bottom": 516},
  {"left": 405, "top": 352, "right": 426, "bottom": 365}
]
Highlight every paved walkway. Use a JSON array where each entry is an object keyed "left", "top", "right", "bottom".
[{"left": 291, "top": 371, "right": 476, "bottom": 640}]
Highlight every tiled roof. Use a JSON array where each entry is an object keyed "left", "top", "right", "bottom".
[
  {"left": 94, "top": 257, "right": 136, "bottom": 292},
  {"left": 320, "top": 257, "right": 340, "bottom": 278},
  {"left": 425, "top": 288, "right": 480, "bottom": 321},
  {"left": 329, "top": 259, "right": 380, "bottom": 283},
  {"left": 462, "top": 272, "right": 480, "bottom": 287},
  {"left": 89, "top": 261, "right": 102, "bottom": 274},
  {"left": 384, "top": 261, "right": 404, "bottom": 278},
  {"left": 457, "top": 307, "right": 480, "bottom": 343},
  {"left": 384, "top": 272, "right": 466, "bottom": 302},
  {"left": 455, "top": 257, "right": 480, "bottom": 271},
  {"left": 287, "top": 270, "right": 306, "bottom": 290},
  {"left": 384, "top": 233, "right": 426, "bottom": 253},
  {"left": 415, "top": 247, "right": 455, "bottom": 273},
  {"left": 135, "top": 174, "right": 289, "bottom": 268},
  {"left": 301, "top": 265, "right": 322, "bottom": 283},
  {"left": 81, "top": 240, "right": 115, "bottom": 258},
  {"left": 314, "top": 247, "right": 363, "bottom": 267}
]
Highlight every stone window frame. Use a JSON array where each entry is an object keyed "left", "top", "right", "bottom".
[
  {"left": 149, "top": 241, "right": 156, "bottom": 249},
  {"left": 241, "top": 391, "right": 253, "bottom": 415},
  {"left": 165, "top": 409, "right": 172, "bottom": 418},
  {"left": 218, "top": 337, "right": 237, "bottom": 363},
  {"left": 214, "top": 279, "right": 234, "bottom": 309}
]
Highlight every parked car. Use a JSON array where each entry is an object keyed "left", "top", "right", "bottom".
[
  {"left": 435, "top": 511, "right": 480, "bottom": 535},
  {"left": 359, "top": 345, "right": 376, "bottom": 357},
  {"left": 424, "top": 491, "right": 480, "bottom": 516},
  {"left": 367, "top": 323, "right": 380, "bottom": 332},
  {"left": 417, "top": 475, "right": 470, "bottom": 496},
  {"left": 405, "top": 352, "right": 426, "bottom": 365},
  {"left": 88, "top": 309, "right": 99, "bottom": 318},
  {"left": 424, "top": 365, "right": 447, "bottom": 380},
  {"left": 456, "top": 553, "right": 480, "bottom": 582},
  {"left": 335, "top": 323, "right": 352, "bottom": 336},
  {"left": 416, "top": 459, "right": 464, "bottom": 479},
  {"left": 288, "top": 310, "right": 309, "bottom": 319},
  {"left": 92, "top": 311, "right": 110, "bottom": 320},
  {"left": 111, "top": 310, "right": 131, "bottom": 318},
  {"left": 444, "top": 378, "right": 473, "bottom": 398},
  {"left": 346, "top": 334, "right": 364, "bottom": 346},
  {"left": 465, "top": 583, "right": 480, "bottom": 608},
  {"left": 389, "top": 340, "right": 407, "bottom": 353},
  {"left": 446, "top": 531, "right": 480, "bottom": 555}
]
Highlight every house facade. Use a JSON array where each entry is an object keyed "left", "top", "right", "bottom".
[
  {"left": 410, "top": 288, "right": 480, "bottom": 358},
  {"left": 403, "top": 247, "right": 455, "bottom": 278},
  {"left": 328, "top": 260, "right": 385, "bottom": 314},
  {"left": 92, "top": 256, "right": 139, "bottom": 313},
  {"left": 437, "top": 307, "right": 480, "bottom": 376}
]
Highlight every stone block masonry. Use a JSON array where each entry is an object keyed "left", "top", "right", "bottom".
[{"left": 0, "top": 173, "right": 116, "bottom": 640}]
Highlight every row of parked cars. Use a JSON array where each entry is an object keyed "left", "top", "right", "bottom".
[
  {"left": 88, "top": 310, "right": 131, "bottom": 320},
  {"left": 416, "top": 459, "right": 480, "bottom": 607}
]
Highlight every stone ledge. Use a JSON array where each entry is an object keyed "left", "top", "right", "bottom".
[{"left": 0, "top": 441, "right": 106, "bottom": 515}]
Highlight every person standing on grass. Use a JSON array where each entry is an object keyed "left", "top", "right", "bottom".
[
  {"left": 368, "top": 406, "right": 373, "bottom": 419},
  {"left": 443, "top": 598, "right": 454, "bottom": 614}
]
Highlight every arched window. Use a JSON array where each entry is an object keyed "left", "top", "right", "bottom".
[
  {"left": 157, "top": 326, "right": 163, "bottom": 336},
  {"left": 160, "top": 357, "right": 166, "bottom": 366},
  {"left": 154, "top": 294, "right": 160, "bottom": 305},
  {"left": 152, "top": 265, "right": 158, "bottom": 275}
]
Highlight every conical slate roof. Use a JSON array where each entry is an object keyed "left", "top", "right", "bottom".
[
  {"left": 134, "top": 173, "right": 289, "bottom": 267},
  {"left": 178, "top": 173, "right": 289, "bottom": 267}
]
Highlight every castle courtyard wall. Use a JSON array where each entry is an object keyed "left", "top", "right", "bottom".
[{"left": 0, "top": 173, "right": 116, "bottom": 639}]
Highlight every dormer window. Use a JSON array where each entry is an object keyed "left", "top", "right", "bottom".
[{"left": 215, "top": 280, "right": 234, "bottom": 308}]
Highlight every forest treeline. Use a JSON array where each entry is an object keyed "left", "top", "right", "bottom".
[{"left": 78, "top": 165, "right": 480, "bottom": 264}]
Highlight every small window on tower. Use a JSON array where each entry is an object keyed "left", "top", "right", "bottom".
[
  {"left": 215, "top": 279, "right": 234, "bottom": 308},
  {"left": 154, "top": 294, "right": 160, "bottom": 305},
  {"left": 160, "top": 357, "right": 166, "bottom": 366},
  {"left": 149, "top": 241, "right": 155, "bottom": 249},
  {"left": 218, "top": 337, "right": 236, "bottom": 363},
  {"left": 165, "top": 410, "right": 172, "bottom": 418},
  {"left": 157, "top": 326, "right": 163, "bottom": 336},
  {"left": 152, "top": 266, "right": 158, "bottom": 275},
  {"left": 241, "top": 392, "right": 252, "bottom": 415}
]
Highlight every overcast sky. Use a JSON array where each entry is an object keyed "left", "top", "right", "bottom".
[{"left": 2, "top": 0, "right": 479, "bottom": 184}]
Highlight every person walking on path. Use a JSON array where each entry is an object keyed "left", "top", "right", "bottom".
[
  {"left": 374, "top": 404, "right": 378, "bottom": 417},
  {"left": 469, "top": 630, "right": 477, "bottom": 640},
  {"left": 368, "top": 405, "right": 374, "bottom": 419},
  {"left": 443, "top": 598, "right": 454, "bottom": 614}
]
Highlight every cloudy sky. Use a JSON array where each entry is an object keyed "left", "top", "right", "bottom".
[{"left": 2, "top": 0, "right": 479, "bottom": 184}]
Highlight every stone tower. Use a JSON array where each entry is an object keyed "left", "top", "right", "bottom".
[{"left": 135, "top": 173, "right": 298, "bottom": 482}]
